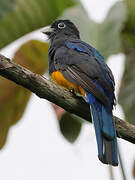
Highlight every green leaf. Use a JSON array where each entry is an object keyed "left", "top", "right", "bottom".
[
  {"left": 124, "top": 0, "right": 135, "bottom": 31},
  {"left": 0, "top": 0, "right": 75, "bottom": 49},
  {"left": 118, "top": 66, "right": 135, "bottom": 125},
  {"left": 118, "top": 1, "right": 135, "bottom": 125},
  {"left": 59, "top": 112, "right": 82, "bottom": 143},
  {"left": 96, "top": 1, "right": 126, "bottom": 59},
  {"left": 0, "top": 0, "right": 16, "bottom": 19},
  {"left": 0, "top": 40, "right": 48, "bottom": 148}
]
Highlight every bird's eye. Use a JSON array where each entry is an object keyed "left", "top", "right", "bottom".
[{"left": 58, "top": 22, "right": 66, "bottom": 29}]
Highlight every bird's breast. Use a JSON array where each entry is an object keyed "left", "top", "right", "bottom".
[{"left": 51, "top": 70, "right": 85, "bottom": 96}]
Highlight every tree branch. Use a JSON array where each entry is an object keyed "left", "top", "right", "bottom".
[{"left": 0, "top": 54, "right": 135, "bottom": 144}]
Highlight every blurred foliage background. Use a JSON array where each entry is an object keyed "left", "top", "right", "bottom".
[{"left": 0, "top": 0, "right": 135, "bottom": 178}]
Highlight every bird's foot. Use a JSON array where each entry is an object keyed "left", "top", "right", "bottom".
[{"left": 69, "top": 88, "right": 76, "bottom": 95}]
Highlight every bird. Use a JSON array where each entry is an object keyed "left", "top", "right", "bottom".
[{"left": 42, "top": 19, "right": 118, "bottom": 166}]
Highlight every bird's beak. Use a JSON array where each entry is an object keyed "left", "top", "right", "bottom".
[{"left": 41, "top": 26, "right": 54, "bottom": 35}]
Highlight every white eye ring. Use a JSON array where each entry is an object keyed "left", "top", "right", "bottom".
[{"left": 58, "top": 22, "right": 66, "bottom": 29}]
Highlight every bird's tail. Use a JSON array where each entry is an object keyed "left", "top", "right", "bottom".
[{"left": 90, "top": 104, "right": 118, "bottom": 166}]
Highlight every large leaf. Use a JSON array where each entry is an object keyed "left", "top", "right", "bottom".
[
  {"left": 0, "top": 0, "right": 75, "bottom": 49},
  {"left": 0, "top": 0, "right": 16, "bottom": 19},
  {"left": 14, "top": 40, "right": 48, "bottom": 73},
  {"left": 0, "top": 40, "right": 48, "bottom": 148},
  {"left": 123, "top": 0, "right": 135, "bottom": 31},
  {"left": 118, "top": 1, "right": 135, "bottom": 125},
  {"left": 96, "top": 1, "right": 126, "bottom": 59},
  {"left": 60, "top": 112, "right": 82, "bottom": 143},
  {"left": 52, "top": 103, "right": 83, "bottom": 143}
]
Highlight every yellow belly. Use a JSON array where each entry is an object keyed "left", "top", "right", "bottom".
[{"left": 51, "top": 70, "right": 85, "bottom": 96}]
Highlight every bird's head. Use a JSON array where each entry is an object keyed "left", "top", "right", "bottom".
[{"left": 42, "top": 20, "right": 80, "bottom": 41}]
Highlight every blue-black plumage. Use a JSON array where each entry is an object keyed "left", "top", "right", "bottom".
[
  {"left": 86, "top": 91, "right": 118, "bottom": 166},
  {"left": 43, "top": 19, "right": 118, "bottom": 166},
  {"left": 65, "top": 39, "right": 118, "bottom": 165}
]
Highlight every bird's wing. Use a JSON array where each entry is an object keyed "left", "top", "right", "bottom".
[
  {"left": 62, "top": 65, "right": 109, "bottom": 106},
  {"left": 53, "top": 40, "right": 115, "bottom": 106},
  {"left": 65, "top": 39, "right": 115, "bottom": 91}
]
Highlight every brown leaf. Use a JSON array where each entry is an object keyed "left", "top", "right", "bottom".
[{"left": 0, "top": 40, "right": 48, "bottom": 148}]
